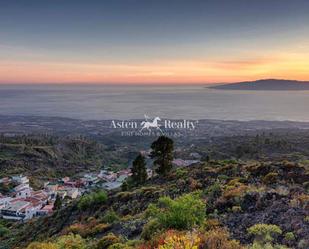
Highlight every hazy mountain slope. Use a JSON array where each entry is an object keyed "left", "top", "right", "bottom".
[{"left": 209, "top": 79, "right": 309, "bottom": 90}]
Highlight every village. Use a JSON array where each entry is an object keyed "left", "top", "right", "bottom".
[
  {"left": 0, "top": 151, "right": 200, "bottom": 222},
  {"left": 0, "top": 169, "right": 133, "bottom": 221}
]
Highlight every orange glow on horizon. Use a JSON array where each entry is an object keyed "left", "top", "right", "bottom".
[{"left": 1, "top": 51, "right": 309, "bottom": 84}]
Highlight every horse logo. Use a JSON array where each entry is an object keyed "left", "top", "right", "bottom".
[{"left": 140, "top": 115, "right": 163, "bottom": 133}]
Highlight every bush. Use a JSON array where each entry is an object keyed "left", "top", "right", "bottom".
[
  {"left": 26, "top": 242, "right": 58, "bottom": 249},
  {"left": 232, "top": 206, "right": 242, "bottom": 213},
  {"left": 141, "top": 219, "right": 162, "bottom": 240},
  {"left": 204, "top": 183, "right": 222, "bottom": 208},
  {"left": 0, "top": 224, "right": 10, "bottom": 237},
  {"left": 284, "top": 232, "right": 295, "bottom": 241},
  {"left": 201, "top": 228, "right": 244, "bottom": 249},
  {"left": 78, "top": 190, "right": 107, "bottom": 210},
  {"left": 107, "top": 243, "right": 134, "bottom": 249},
  {"left": 145, "top": 192, "right": 205, "bottom": 231},
  {"left": 298, "top": 239, "right": 309, "bottom": 249},
  {"left": 96, "top": 233, "right": 121, "bottom": 249},
  {"left": 66, "top": 221, "right": 110, "bottom": 237},
  {"left": 158, "top": 230, "right": 201, "bottom": 249},
  {"left": 56, "top": 234, "right": 87, "bottom": 249},
  {"left": 101, "top": 209, "right": 120, "bottom": 224},
  {"left": 223, "top": 183, "right": 248, "bottom": 200},
  {"left": 247, "top": 224, "right": 282, "bottom": 245},
  {"left": 262, "top": 172, "right": 279, "bottom": 184}
]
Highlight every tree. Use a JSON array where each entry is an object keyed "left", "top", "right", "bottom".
[
  {"left": 150, "top": 136, "right": 174, "bottom": 176},
  {"left": 121, "top": 180, "right": 129, "bottom": 191},
  {"left": 131, "top": 153, "right": 147, "bottom": 185},
  {"left": 53, "top": 194, "right": 62, "bottom": 211}
]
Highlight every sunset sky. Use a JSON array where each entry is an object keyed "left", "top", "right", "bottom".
[{"left": 1, "top": 0, "right": 309, "bottom": 84}]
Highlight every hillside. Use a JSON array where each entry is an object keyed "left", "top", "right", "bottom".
[
  {"left": 0, "top": 135, "right": 131, "bottom": 188},
  {"left": 1, "top": 133, "right": 309, "bottom": 248},
  {"left": 208, "top": 79, "right": 309, "bottom": 90},
  {"left": 1, "top": 160, "right": 309, "bottom": 249}
]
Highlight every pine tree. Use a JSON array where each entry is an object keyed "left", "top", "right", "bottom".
[
  {"left": 150, "top": 136, "right": 174, "bottom": 176},
  {"left": 53, "top": 194, "right": 62, "bottom": 210},
  {"left": 121, "top": 180, "right": 129, "bottom": 191},
  {"left": 131, "top": 153, "right": 148, "bottom": 185}
]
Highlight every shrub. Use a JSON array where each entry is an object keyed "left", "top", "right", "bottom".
[
  {"left": 188, "top": 178, "right": 202, "bottom": 191},
  {"left": 174, "top": 168, "right": 187, "bottom": 178},
  {"left": 0, "top": 224, "right": 10, "bottom": 237},
  {"left": 26, "top": 242, "right": 58, "bottom": 249},
  {"left": 201, "top": 228, "right": 244, "bottom": 249},
  {"left": 78, "top": 190, "right": 107, "bottom": 210},
  {"left": 290, "top": 194, "right": 309, "bottom": 208},
  {"left": 247, "top": 224, "right": 282, "bottom": 245},
  {"left": 204, "top": 182, "right": 222, "bottom": 205},
  {"left": 262, "top": 172, "right": 279, "bottom": 184},
  {"left": 96, "top": 233, "right": 121, "bottom": 249},
  {"left": 248, "top": 244, "right": 289, "bottom": 249},
  {"left": 284, "top": 232, "right": 295, "bottom": 241},
  {"left": 108, "top": 243, "right": 134, "bottom": 249},
  {"left": 232, "top": 206, "right": 242, "bottom": 213},
  {"left": 65, "top": 220, "right": 109, "bottom": 237},
  {"left": 158, "top": 230, "right": 200, "bottom": 249},
  {"left": 66, "top": 223, "right": 85, "bottom": 236},
  {"left": 56, "top": 234, "right": 87, "bottom": 249},
  {"left": 145, "top": 192, "right": 206, "bottom": 230},
  {"left": 298, "top": 239, "right": 309, "bottom": 249},
  {"left": 201, "top": 219, "right": 221, "bottom": 231},
  {"left": 141, "top": 219, "right": 163, "bottom": 240},
  {"left": 223, "top": 183, "right": 248, "bottom": 200},
  {"left": 101, "top": 209, "right": 120, "bottom": 224}
]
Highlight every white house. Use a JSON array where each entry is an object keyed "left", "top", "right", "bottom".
[
  {"left": 14, "top": 183, "right": 31, "bottom": 192},
  {"left": 66, "top": 188, "right": 80, "bottom": 199},
  {"left": 1, "top": 200, "right": 29, "bottom": 220},
  {"left": 15, "top": 187, "right": 32, "bottom": 198},
  {"left": 11, "top": 175, "right": 29, "bottom": 185},
  {"left": 98, "top": 170, "right": 117, "bottom": 182},
  {"left": 1, "top": 198, "right": 43, "bottom": 220},
  {"left": 0, "top": 197, "right": 12, "bottom": 210}
]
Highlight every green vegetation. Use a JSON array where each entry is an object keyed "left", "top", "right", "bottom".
[
  {"left": 150, "top": 136, "right": 174, "bottom": 176},
  {"left": 247, "top": 224, "right": 287, "bottom": 249},
  {"left": 145, "top": 192, "right": 205, "bottom": 231},
  {"left": 131, "top": 153, "right": 147, "bottom": 185},
  {"left": 53, "top": 195, "right": 62, "bottom": 211},
  {"left": 2, "top": 133, "right": 309, "bottom": 249},
  {"left": 101, "top": 209, "right": 120, "bottom": 224},
  {"left": 96, "top": 233, "right": 120, "bottom": 249},
  {"left": 0, "top": 224, "right": 10, "bottom": 238},
  {"left": 0, "top": 135, "right": 133, "bottom": 181},
  {"left": 77, "top": 190, "right": 108, "bottom": 210},
  {"left": 26, "top": 234, "right": 87, "bottom": 249}
]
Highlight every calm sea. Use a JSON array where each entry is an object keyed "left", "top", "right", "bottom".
[{"left": 0, "top": 84, "right": 309, "bottom": 121}]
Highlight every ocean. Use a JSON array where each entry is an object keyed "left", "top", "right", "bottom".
[{"left": 0, "top": 84, "right": 309, "bottom": 121}]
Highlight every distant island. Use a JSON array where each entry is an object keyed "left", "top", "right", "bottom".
[{"left": 208, "top": 79, "right": 309, "bottom": 90}]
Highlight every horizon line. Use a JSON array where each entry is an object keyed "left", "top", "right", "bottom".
[{"left": 0, "top": 78, "right": 308, "bottom": 86}]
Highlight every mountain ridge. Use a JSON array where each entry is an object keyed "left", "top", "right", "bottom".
[{"left": 208, "top": 79, "right": 309, "bottom": 90}]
